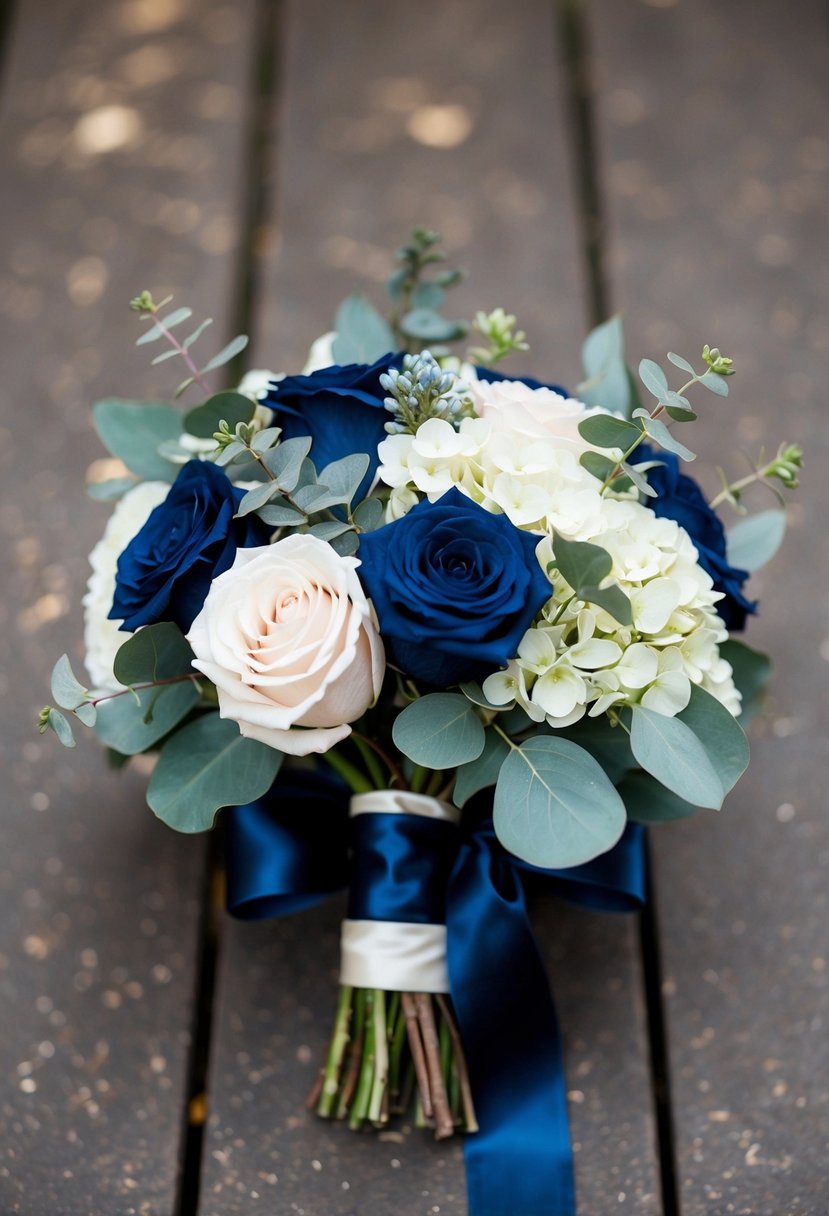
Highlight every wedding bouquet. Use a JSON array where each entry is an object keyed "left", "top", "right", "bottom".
[{"left": 41, "top": 230, "right": 800, "bottom": 1213}]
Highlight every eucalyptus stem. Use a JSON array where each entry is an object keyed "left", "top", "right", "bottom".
[
  {"left": 335, "top": 988, "right": 366, "bottom": 1118},
  {"left": 415, "top": 993, "right": 455, "bottom": 1139},
  {"left": 349, "top": 990, "right": 376, "bottom": 1129},
  {"left": 150, "top": 310, "right": 211, "bottom": 394},
  {"left": 352, "top": 735, "right": 387, "bottom": 790},
  {"left": 323, "top": 749, "right": 374, "bottom": 795},
  {"left": 368, "top": 989, "right": 389, "bottom": 1125},
  {"left": 317, "top": 985, "right": 353, "bottom": 1117}
]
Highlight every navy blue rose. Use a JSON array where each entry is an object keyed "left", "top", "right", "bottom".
[
  {"left": 111, "top": 461, "right": 269, "bottom": 633},
  {"left": 641, "top": 446, "right": 756, "bottom": 631},
  {"left": 265, "top": 354, "right": 404, "bottom": 495},
  {"left": 356, "top": 488, "right": 552, "bottom": 686}
]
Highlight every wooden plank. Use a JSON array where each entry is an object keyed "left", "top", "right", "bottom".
[
  {"left": 589, "top": 1, "right": 829, "bottom": 1210},
  {"left": 0, "top": 1, "right": 257, "bottom": 1211},
  {"left": 199, "top": 1, "right": 662, "bottom": 1212}
]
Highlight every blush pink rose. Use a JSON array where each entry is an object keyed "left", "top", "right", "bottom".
[{"left": 186, "top": 536, "right": 384, "bottom": 756}]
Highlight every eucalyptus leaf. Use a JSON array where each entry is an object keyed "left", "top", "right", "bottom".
[
  {"left": 639, "top": 358, "right": 669, "bottom": 401},
  {"left": 667, "top": 352, "right": 695, "bottom": 374},
  {"left": 493, "top": 735, "right": 626, "bottom": 868},
  {"left": 95, "top": 682, "right": 200, "bottom": 754},
  {"left": 294, "top": 483, "right": 336, "bottom": 514},
  {"left": 578, "top": 315, "right": 632, "bottom": 417},
  {"left": 411, "top": 282, "right": 444, "bottom": 310},
  {"left": 147, "top": 714, "right": 283, "bottom": 833},
  {"left": 317, "top": 453, "right": 371, "bottom": 505},
  {"left": 719, "top": 639, "right": 771, "bottom": 723},
  {"left": 400, "top": 308, "right": 467, "bottom": 343},
  {"left": 47, "top": 707, "right": 75, "bottom": 748},
  {"left": 583, "top": 584, "right": 632, "bottom": 625},
  {"left": 459, "top": 682, "right": 502, "bottom": 711},
  {"left": 93, "top": 400, "right": 182, "bottom": 482},
  {"left": 200, "top": 334, "right": 249, "bottom": 374},
  {"left": 51, "top": 654, "right": 87, "bottom": 710},
  {"left": 113, "top": 622, "right": 195, "bottom": 686},
  {"left": 619, "top": 770, "right": 698, "bottom": 823},
  {"left": 237, "top": 480, "right": 283, "bottom": 516},
  {"left": 307, "top": 520, "right": 354, "bottom": 542},
  {"left": 726, "top": 510, "right": 786, "bottom": 574},
  {"left": 263, "top": 436, "right": 313, "bottom": 490},
  {"left": 330, "top": 530, "right": 360, "bottom": 557},
  {"left": 643, "top": 415, "right": 696, "bottom": 461},
  {"left": 453, "top": 729, "right": 509, "bottom": 808},
  {"left": 352, "top": 496, "right": 385, "bottom": 532},
  {"left": 622, "top": 461, "right": 658, "bottom": 497},
  {"left": 552, "top": 533, "right": 612, "bottom": 592},
  {"left": 183, "top": 317, "right": 214, "bottom": 350},
  {"left": 151, "top": 348, "right": 181, "bottom": 366},
  {"left": 677, "top": 685, "right": 749, "bottom": 795},
  {"left": 184, "top": 391, "right": 254, "bottom": 438},
  {"left": 331, "top": 295, "right": 395, "bottom": 364},
  {"left": 392, "top": 693, "right": 485, "bottom": 769},
  {"left": 577, "top": 414, "right": 642, "bottom": 451},
  {"left": 630, "top": 705, "right": 723, "bottom": 809},
  {"left": 579, "top": 451, "right": 617, "bottom": 483},
  {"left": 73, "top": 702, "right": 97, "bottom": 728},
  {"left": 86, "top": 477, "right": 139, "bottom": 502},
  {"left": 256, "top": 500, "right": 307, "bottom": 526},
  {"left": 558, "top": 717, "right": 635, "bottom": 784},
  {"left": 699, "top": 371, "right": 729, "bottom": 396}
]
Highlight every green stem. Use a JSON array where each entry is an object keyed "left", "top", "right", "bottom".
[
  {"left": 410, "top": 764, "right": 429, "bottom": 794},
  {"left": 317, "top": 985, "right": 353, "bottom": 1117},
  {"left": 323, "top": 750, "right": 374, "bottom": 794},
  {"left": 352, "top": 735, "right": 389, "bottom": 790},
  {"left": 368, "top": 989, "right": 388, "bottom": 1125},
  {"left": 349, "top": 989, "right": 376, "bottom": 1129},
  {"left": 89, "top": 672, "right": 201, "bottom": 709},
  {"left": 335, "top": 988, "right": 366, "bottom": 1119},
  {"left": 708, "top": 466, "right": 769, "bottom": 510},
  {"left": 388, "top": 995, "right": 408, "bottom": 1099},
  {"left": 352, "top": 732, "right": 408, "bottom": 790}
]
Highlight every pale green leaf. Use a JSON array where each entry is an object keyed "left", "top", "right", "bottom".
[
  {"left": 630, "top": 705, "right": 723, "bottom": 809},
  {"left": 493, "top": 735, "right": 626, "bottom": 868},
  {"left": 726, "top": 510, "right": 786, "bottom": 574},
  {"left": 392, "top": 693, "right": 485, "bottom": 769},
  {"left": 147, "top": 714, "right": 282, "bottom": 832}
]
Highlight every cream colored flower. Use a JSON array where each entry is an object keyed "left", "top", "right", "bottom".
[{"left": 186, "top": 536, "right": 385, "bottom": 756}]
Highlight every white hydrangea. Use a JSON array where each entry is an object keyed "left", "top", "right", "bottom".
[
  {"left": 468, "top": 377, "right": 618, "bottom": 454},
  {"left": 378, "top": 414, "right": 608, "bottom": 536},
  {"left": 82, "top": 481, "right": 169, "bottom": 690},
  {"left": 483, "top": 500, "right": 740, "bottom": 726}
]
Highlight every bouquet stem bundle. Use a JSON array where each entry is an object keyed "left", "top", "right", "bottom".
[{"left": 308, "top": 985, "right": 478, "bottom": 1139}]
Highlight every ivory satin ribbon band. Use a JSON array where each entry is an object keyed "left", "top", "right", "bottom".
[{"left": 339, "top": 791, "right": 461, "bottom": 992}]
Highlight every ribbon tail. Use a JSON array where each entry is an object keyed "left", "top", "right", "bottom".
[{"left": 448, "top": 833, "right": 576, "bottom": 1216}]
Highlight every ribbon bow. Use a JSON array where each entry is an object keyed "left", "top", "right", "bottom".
[{"left": 224, "top": 770, "right": 646, "bottom": 1216}]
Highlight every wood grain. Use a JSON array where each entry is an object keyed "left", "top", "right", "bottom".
[
  {"left": 590, "top": 0, "right": 829, "bottom": 1210},
  {"left": 0, "top": 1, "right": 257, "bottom": 1210}
]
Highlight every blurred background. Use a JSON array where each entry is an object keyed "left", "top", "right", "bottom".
[{"left": 1, "top": 2, "right": 827, "bottom": 1214}]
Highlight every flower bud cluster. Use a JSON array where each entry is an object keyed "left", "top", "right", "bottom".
[{"left": 381, "top": 351, "right": 476, "bottom": 435}]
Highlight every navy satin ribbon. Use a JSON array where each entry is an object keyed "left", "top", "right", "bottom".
[{"left": 224, "top": 774, "right": 646, "bottom": 1216}]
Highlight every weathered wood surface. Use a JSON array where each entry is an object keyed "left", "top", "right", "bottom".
[
  {"left": 198, "top": 2, "right": 661, "bottom": 1214},
  {"left": 0, "top": 0, "right": 257, "bottom": 1211},
  {"left": 591, "top": 0, "right": 829, "bottom": 1211}
]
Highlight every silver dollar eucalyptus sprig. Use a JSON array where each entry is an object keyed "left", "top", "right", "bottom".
[{"left": 381, "top": 351, "right": 476, "bottom": 435}]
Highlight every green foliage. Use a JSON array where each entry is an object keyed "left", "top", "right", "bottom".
[
  {"left": 51, "top": 654, "right": 88, "bottom": 710},
  {"left": 351, "top": 496, "right": 385, "bottom": 532},
  {"left": 558, "top": 716, "right": 635, "bottom": 784},
  {"left": 130, "top": 290, "right": 248, "bottom": 395},
  {"left": 467, "top": 308, "right": 529, "bottom": 367},
  {"left": 147, "top": 713, "right": 283, "bottom": 833},
  {"left": 95, "top": 682, "right": 200, "bottom": 755},
  {"left": 331, "top": 295, "right": 395, "bottom": 364},
  {"left": 41, "top": 706, "right": 76, "bottom": 747},
  {"left": 677, "top": 686, "right": 749, "bottom": 796},
  {"left": 726, "top": 509, "right": 786, "bottom": 573},
  {"left": 316, "top": 454, "right": 371, "bottom": 506},
  {"left": 86, "top": 477, "right": 139, "bottom": 502},
  {"left": 551, "top": 533, "right": 632, "bottom": 625},
  {"left": 262, "top": 436, "right": 313, "bottom": 490},
  {"left": 493, "top": 735, "right": 626, "bottom": 868},
  {"left": 577, "top": 414, "right": 641, "bottom": 450},
  {"left": 381, "top": 351, "right": 475, "bottom": 435},
  {"left": 638, "top": 413, "right": 696, "bottom": 461},
  {"left": 184, "top": 391, "right": 254, "bottom": 438},
  {"left": 577, "top": 315, "right": 633, "bottom": 417},
  {"left": 387, "top": 229, "right": 466, "bottom": 351},
  {"left": 113, "top": 623, "right": 194, "bottom": 686},
  {"left": 629, "top": 706, "right": 723, "bottom": 810},
  {"left": 93, "top": 400, "right": 182, "bottom": 482},
  {"left": 453, "top": 728, "right": 509, "bottom": 808},
  {"left": 701, "top": 344, "right": 734, "bottom": 376},
  {"left": 619, "top": 771, "right": 697, "bottom": 823},
  {"left": 719, "top": 639, "right": 771, "bottom": 722},
  {"left": 392, "top": 693, "right": 485, "bottom": 769}
]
